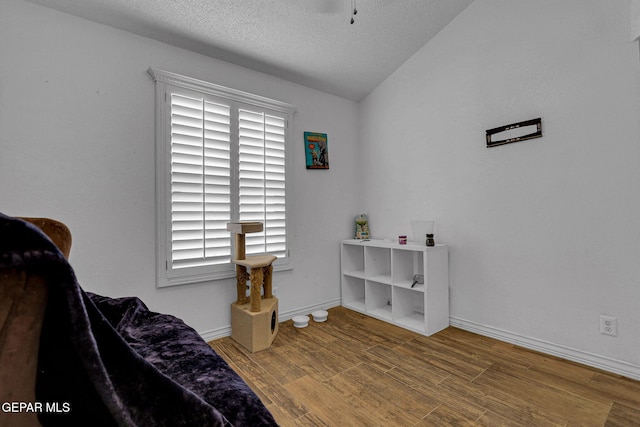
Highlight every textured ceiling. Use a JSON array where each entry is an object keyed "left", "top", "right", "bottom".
[{"left": 23, "top": 0, "right": 473, "bottom": 101}]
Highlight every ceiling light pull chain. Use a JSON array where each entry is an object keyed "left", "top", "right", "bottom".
[{"left": 350, "top": 0, "right": 357, "bottom": 24}]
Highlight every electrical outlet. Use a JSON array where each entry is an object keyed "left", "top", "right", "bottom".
[{"left": 599, "top": 315, "right": 617, "bottom": 336}]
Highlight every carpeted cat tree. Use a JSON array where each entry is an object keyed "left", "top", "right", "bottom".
[{"left": 227, "top": 222, "right": 278, "bottom": 352}]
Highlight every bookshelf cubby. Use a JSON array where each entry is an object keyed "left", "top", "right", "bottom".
[{"left": 340, "top": 239, "right": 449, "bottom": 336}]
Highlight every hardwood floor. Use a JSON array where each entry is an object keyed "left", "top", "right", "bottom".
[{"left": 209, "top": 307, "right": 640, "bottom": 426}]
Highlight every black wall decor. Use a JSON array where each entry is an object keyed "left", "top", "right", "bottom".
[{"left": 486, "top": 117, "right": 542, "bottom": 148}]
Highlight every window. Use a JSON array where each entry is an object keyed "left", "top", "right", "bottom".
[{"left": 149, "top": 68, "right": 295, "bottom": 287}]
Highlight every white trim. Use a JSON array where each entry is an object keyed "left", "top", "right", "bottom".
[
  {"left": 450, "top": 316, "right": 640, "bottom": 381},
  {"left": 200, "top": 325, "right": 232, "bottom": 342},
  {"left": 277, "top": 298, "right": 342, "bottom": 322},
  {"left": 199, "top": 298, "right": 342, "bottom": 342},
  {"left": 148, "top": 68, "right": 296, "bottom": 114}
]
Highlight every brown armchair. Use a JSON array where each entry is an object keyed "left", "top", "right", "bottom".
[
  {"left": 18, "top": 218, "right": 72, "bottom": 260},
  {"left": 0, "top": 217, "right": 71, "bottom": 427}
]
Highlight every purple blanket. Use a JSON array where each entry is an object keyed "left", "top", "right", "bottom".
[{"left": 0, "top": 214, "right": 277, "bottom": 426}]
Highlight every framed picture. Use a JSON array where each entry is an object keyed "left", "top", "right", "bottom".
[{"left": 304, "top": 132, "right": 329, "bottom": 169}]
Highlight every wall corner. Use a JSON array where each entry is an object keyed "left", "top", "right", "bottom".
[{"left": 632, "top": 0, "right": 640, "bottom": 41}]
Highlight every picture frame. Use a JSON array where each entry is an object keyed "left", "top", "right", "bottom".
[{"left": 304, "top": 132, "right": 329, "bottom": 169}]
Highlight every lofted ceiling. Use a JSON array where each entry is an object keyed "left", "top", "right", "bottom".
[{"left": 23, "top": 0, "right": 473, "bottom": 101}]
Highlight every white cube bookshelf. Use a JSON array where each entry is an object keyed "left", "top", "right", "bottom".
[{"left": 340, "top": 239, "right": 449, "bottom": 336}]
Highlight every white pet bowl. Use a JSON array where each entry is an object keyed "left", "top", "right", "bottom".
[
  {"left": 292, "top": 315, "right": 310, "bottom": 328},
  {"left": 311, "top": 310, "right": 328, "bottom": 322}
]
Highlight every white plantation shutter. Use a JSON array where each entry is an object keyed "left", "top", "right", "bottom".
[
  {"left": 150, "top": 68, "right": 295, "bottom": 287},
  {"left": 170, "top": 94, "right": 231, "bottom": 269},
  {"left": 238, "top": 108, "right": 287, "bottom": 259}
]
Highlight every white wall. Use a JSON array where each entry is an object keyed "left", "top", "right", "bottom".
[
  {"left": 0, "top": 0, "right": 360, "bottom": 336},
  {"left": 360, "top": 0, "right": 640, "bottom": 377}
]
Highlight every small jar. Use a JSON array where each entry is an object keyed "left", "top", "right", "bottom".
[
  {"left": 399, "top": 235, "right": 407, "bottom": 245},
  {"left": 426, "top": 234, "right": 435, "bottom": 246}
]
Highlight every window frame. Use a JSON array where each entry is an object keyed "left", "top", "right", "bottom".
[{"left": 149, "top": 68, "right": 296, "bottom": 288}]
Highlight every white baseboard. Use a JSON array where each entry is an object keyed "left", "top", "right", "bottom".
[
  {"left": 450, "top": 316, "right": 640, "bottom": 381},
  {"left": 200, "top": 298, "right": 342, "bottom": 342},
  {"left": 277, "top": 297, "right": 342, "bottom": 322},
  {"left": 200, "top": 325, "right": 232, "bottom": 342}
]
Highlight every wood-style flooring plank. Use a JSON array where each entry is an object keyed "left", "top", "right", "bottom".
[
  {"left": 397, "top": 338, "right": 489, "bottom": 381},
  {"left": 283, "top": 376, "right": 381, "bottom": 426},
  {"left": 434, "top": 374, "right": 564, "bottom": 426},
  {"left": 604, "top": 401, "right": 640, "bottom": 427},
  {"left": 417, "top": 403, "right": 486, "bottom": 427},
  {"left": 471, "top": 363, "right": 609, "bottom": 426},
  {"left": 366, "top": 343, "right": 451, "bottom": 386},
  {"left": 589, "top": 372, "right": 640, "bottom": 408},
  {"left": 325, "top": 362, "right": 441, "bottom": 425}
]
